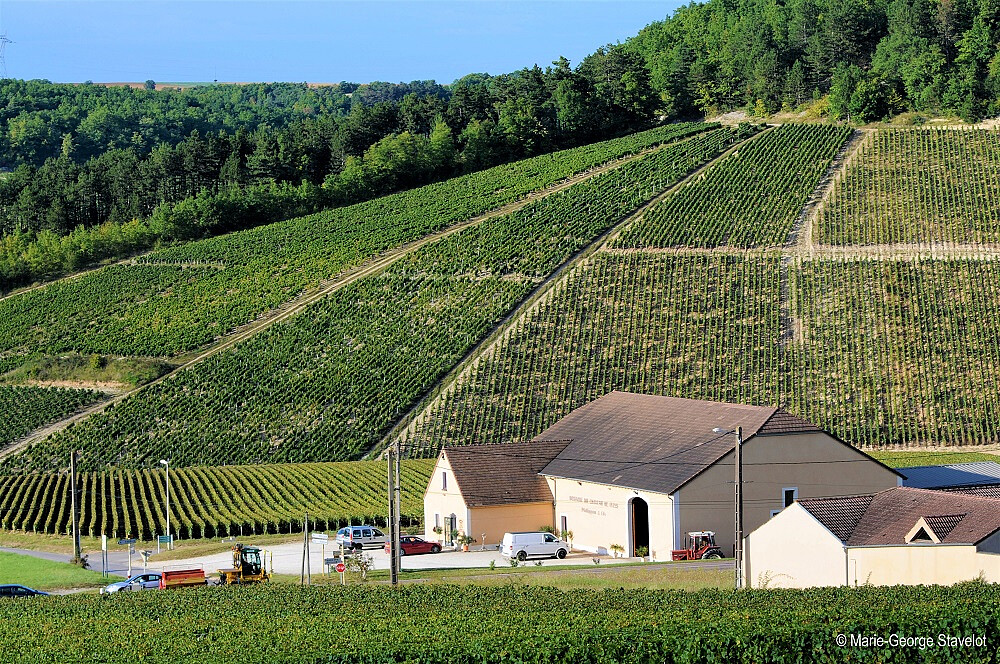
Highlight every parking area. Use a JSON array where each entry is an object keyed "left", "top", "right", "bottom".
[{"left": 157, "top": 542, "right": 627, "bottom": 576}]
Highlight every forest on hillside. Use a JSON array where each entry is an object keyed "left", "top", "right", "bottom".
[{"left": 626, "top": 0, "right": 1000, "bottom": 122}]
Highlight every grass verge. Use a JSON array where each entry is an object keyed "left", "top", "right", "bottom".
[{"left": 0, "top": 551, "right": 108, "bottom": 590}]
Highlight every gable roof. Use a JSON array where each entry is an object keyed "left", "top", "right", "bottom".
[
  {"left": 799, "top": 487, "right": 1000, "bottom": 546},
  {"left": 900, "top": 462, "right": 1000, "bottom": 489},
  {"left": 534, "top": 391, "right": 826, "bottom": 494},
  {"left": 440, "top": 440, "right": 570, "bottom": 507}
]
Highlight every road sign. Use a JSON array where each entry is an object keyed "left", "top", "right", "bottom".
[
  {"left": 118, "top": 538, "right": 136, "bottom": 546},
  {"left": 157, "top": 535, "right": 171, "bottom": 544},
  {"left": 311, "top": 532, "right": 329, "bottom": 543},
  {"left": 335, "top": 562, "right": 346, "bottom": 573}
]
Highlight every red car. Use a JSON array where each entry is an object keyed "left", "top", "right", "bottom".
[{"left": 384, "top": 536, "right": 442, "bottom": 556}]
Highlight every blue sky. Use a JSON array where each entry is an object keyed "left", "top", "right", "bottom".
[{"left": 0, "top": 1, "right": 682, "bottom": 84}]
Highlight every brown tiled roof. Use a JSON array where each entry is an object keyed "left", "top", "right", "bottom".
[
  {"left": 442, "top": 440, "right": 570, "bottom": 507},
  {"left": 942, "top": 483, "right": 1000, "bottom": 500},
  {"left": 534, "top": 391, "right": 823, "bottom": 494},
  {"left": 800, "top": 487, "right": 1000, "bottom": 546},
  {"left": 798, "top": 494, "right": 873, "bottom": 542}
]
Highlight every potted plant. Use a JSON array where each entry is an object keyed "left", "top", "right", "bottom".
[
  {"left": 459, "top": 535, "right": 475, "bottom": 552},
  {"left": 449, "top": 529, "right": 459, "bottom": 547},
  {"left": 432, "top": 525, "right": 443, "bottom": 544},
  {"left": 560, "top": 529, "right": 574, "bottom": 551},
  {"left": 610, "top": 543, "right": 625, "bottom": 558},
  {"left": 636, "top": 545, "right": 649, "bottom": 561}
]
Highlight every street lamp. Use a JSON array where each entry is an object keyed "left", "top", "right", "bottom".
[
  {"left": 159, "top": 459, "right": 171, "bottom": 549},
  {"left": 713, "top": 426, "right": 744, "bottom": 589}
]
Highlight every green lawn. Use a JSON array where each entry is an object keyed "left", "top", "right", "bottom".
[
  {"left": 0, "top": 551, "right": 109, "bottom": 590},
  {"left": 869, "top": 449, "right": 999, "bottom": 468}
]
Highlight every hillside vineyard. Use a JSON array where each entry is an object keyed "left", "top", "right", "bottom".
[
  {"left": 397, "top": 126, "right": 1000, "bottom": 453},
  {"left": 3, "top": 127, "right": 743, "bottom": 473},
  {"left": 0, "top": 460, "right": 433, "bottom": 539}
]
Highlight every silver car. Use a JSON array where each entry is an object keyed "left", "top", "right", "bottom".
[
  {"left": 101, "top": 573, "right": 162, "bottom": 594},
  {"left": 334, "top": 525, "right": 387, "bottom": 550}
]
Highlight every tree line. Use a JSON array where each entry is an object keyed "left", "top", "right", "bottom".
[
  {"left": 0, "top": 50, "right": 655, "bottom": 290},
  {"left": 625, "top": 0, "right": 1000, "bottom": 122}
]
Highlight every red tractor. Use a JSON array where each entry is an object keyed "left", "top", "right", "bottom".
[{"left": 671, "top": 531, "right": 725, "bottom": 561}]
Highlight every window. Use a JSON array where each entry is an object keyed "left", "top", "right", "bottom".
[
  {"left": 434, "top": 513, "right": 440, "bottom": 529},
  {"left": 544, "top": 534, "right": 557, "bottom": 542},
  {"left": 560, "top": 515, "right": 568, "bottom": 535},
  {"left": 442, "top": 471, "right": 448, "bottom": 491},
  {"left": 783, "top": 487, "right": 798, "bottom": 508},
  {"left": 770, "top": 510, "right": 781, "bottom": 518},
  {"left": 362, "top": 528, "right": 372, "bottom": 538}
]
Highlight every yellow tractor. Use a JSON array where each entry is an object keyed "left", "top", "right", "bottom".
[{"left": 218, "top": 544, "right": 269, "bottom": 585}]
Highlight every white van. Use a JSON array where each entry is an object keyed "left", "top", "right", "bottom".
[
  {"left": 335, "top": 525, "right": 387, "bottom": 550},
  {"left": 500, "top": 532, "right": 569, "bottom": 561}
]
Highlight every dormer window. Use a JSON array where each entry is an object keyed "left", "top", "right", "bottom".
[{"left": 909, "top": 527, "right": 933, "bottom": 542}]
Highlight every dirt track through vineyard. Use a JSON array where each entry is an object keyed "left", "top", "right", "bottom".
[
  {"left": 0, "top": 141, "right": 689, "bottom": 462},
  {"left": 377, "top": 130, "right": 770, "bottom": 457}
]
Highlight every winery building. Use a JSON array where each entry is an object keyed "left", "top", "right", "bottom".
[
  {"left": 423, "top": 392, "right": 902, "bottom": 558},
  {"left": 746, "top": 487, "right": 1000, "bottom": 587}
]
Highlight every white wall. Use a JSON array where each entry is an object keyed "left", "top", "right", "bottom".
[
  {"left": 547, "top": 476, "right": 673, "bottom": 559},
  {"left": 745, "top": 503, "right": 846, "bottom": 588},
  {"left": 423, "top": 455, "right": 470, "bottom": 542}
]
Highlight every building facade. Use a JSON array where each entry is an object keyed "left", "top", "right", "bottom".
[{"left": 746, "top": 487, "right": 1000, "bottom": 588}]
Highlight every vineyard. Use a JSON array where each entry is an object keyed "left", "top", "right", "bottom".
[
  {"left": 0, "top": 385, "right": 105, "bottom": 451},
  {"left": 400, "top": 253, "right": 783, "bottom": 451},
  {"left": 616, "top": 124, "right": 851, "bottom": 248},
  {"left": 0, "top": 122, "right": 712, "bottom": 365},
  {"left": 1, "top": 584, "right": 997, "bottom": 663},
  {"left": 0, "top": 459, "right": 433, "bottom": 540},
  {"left": 3, "top": 127, "right": 744, "bottom": 473},
  {"left": 820, "top": 128, "right": 1000, "bottom": 245}
]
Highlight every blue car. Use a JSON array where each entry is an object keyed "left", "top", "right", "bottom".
[{"left": 0, "top": 584, "right": 49, "bottom": 598}]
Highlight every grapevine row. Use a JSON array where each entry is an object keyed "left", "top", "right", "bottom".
[
  {"left": 821, "top": 128, "right": 1000, "bottom": 245},
  {"left": 5, "top": 127, "right": 746, "bottom": 472},
  {"left": 617, "top": 124, "right": 851, "bottom": 248},
  {"left": 401, "top": 251, "right": 1000, "bottom": 453},
  {"left": 0, "top": 122, "right": 714, "bottom": 365},
  {"left": 0, "top": 385, "right": 105, "bottom": 450},
  {"left": 0, "top": 460, "right": 433, "bottom": 540}
]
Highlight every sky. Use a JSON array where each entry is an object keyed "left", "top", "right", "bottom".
[{"left": 0, "top": 1, "right": 683, "bottom": 84}]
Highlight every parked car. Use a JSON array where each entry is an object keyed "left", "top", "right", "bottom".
[
  {"left": 500, "top": 532, "right": 569, "bottom": 561},
  {"left": 100, "top": 573, "right": 162, "bottom": 595},
  {"left": 384, "top": 536, "right": 442, "bottom": 556},
  {"left": 0, "top": 584, "right": 49, "bottom": 598},
  {"left": 335, "top": 525, "right": 387, "bottom": 550}
]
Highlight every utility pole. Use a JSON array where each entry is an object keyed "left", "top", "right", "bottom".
[
  {"left": 387, "top": 447, "right": 398, "bottom": 586},
  {"left": 713, "top": 426, "right": 745, "bottom": 589},
  {"left": 393, "top": 439, "right": 402, "bottom": 579},
  {"left": 0, "top": 34, "right": 13, "bottom": 79},
  {"left": 735, "top": 426, "right": 744, "bottom": 589},
  {"left": 159, "top": 459, "right": 171, "bottom": 549},
  {"left": 301, "top": 513, "right": 310, "bottom": 586},
  {"left": 69, "top": 451, "right": 81, "bottom": 562}
]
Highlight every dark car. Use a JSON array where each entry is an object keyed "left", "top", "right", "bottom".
[
  {"left": 0, "top": 584, "right": 49, "bottom": 598},
  {"left": 384, "top": 535, "right": 442, "bottom": 556}
]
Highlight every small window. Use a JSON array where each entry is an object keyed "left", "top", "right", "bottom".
[
  {"left": 910, "top": 527, "right": 933, "bottom": 542},
  {"left": 544, "top": 534, "right": 557, "bottom": 542},
  {"left": 560, "top": 515, "right": 568, "bottom": 534},
  {"left": 373, "top": 529, "right": 383, "bottom": 537},
  {"left": 770, "top": 509, "right": 781, "bottom": 518},
  {"left": 434, "top": 513, "right": 441, "bottom": 529},
  {"left": 442, "top": 471, "right": 448, "bottom": 491},
  {"left": 783, "top": 488, "right": 798, "bottom": 508},
  {"left": 352, "top": 528, "right": 362, "bottom": 538},
  {"left": 362, "top": 528, "right": 373, "bottom": 538}
]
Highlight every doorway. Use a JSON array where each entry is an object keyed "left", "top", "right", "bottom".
[{"left": 630, "top": 497, "right": 649, "bottom": 557}]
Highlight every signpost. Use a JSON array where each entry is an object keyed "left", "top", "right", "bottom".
[
  {"left": 312, "top": 532, "right": 328, "bottom": 574},
  {"left": 101, "top": 535, "right": 108, "bottom": 578},
  {"left": 119, "top": 539, "right": 136, "bottom": 577},
  {"left": 156, "top": 535, "right": 171, "bottom": 554},
  {"left": 335, "top": 561, "right": 346, "bottom": 585}
]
